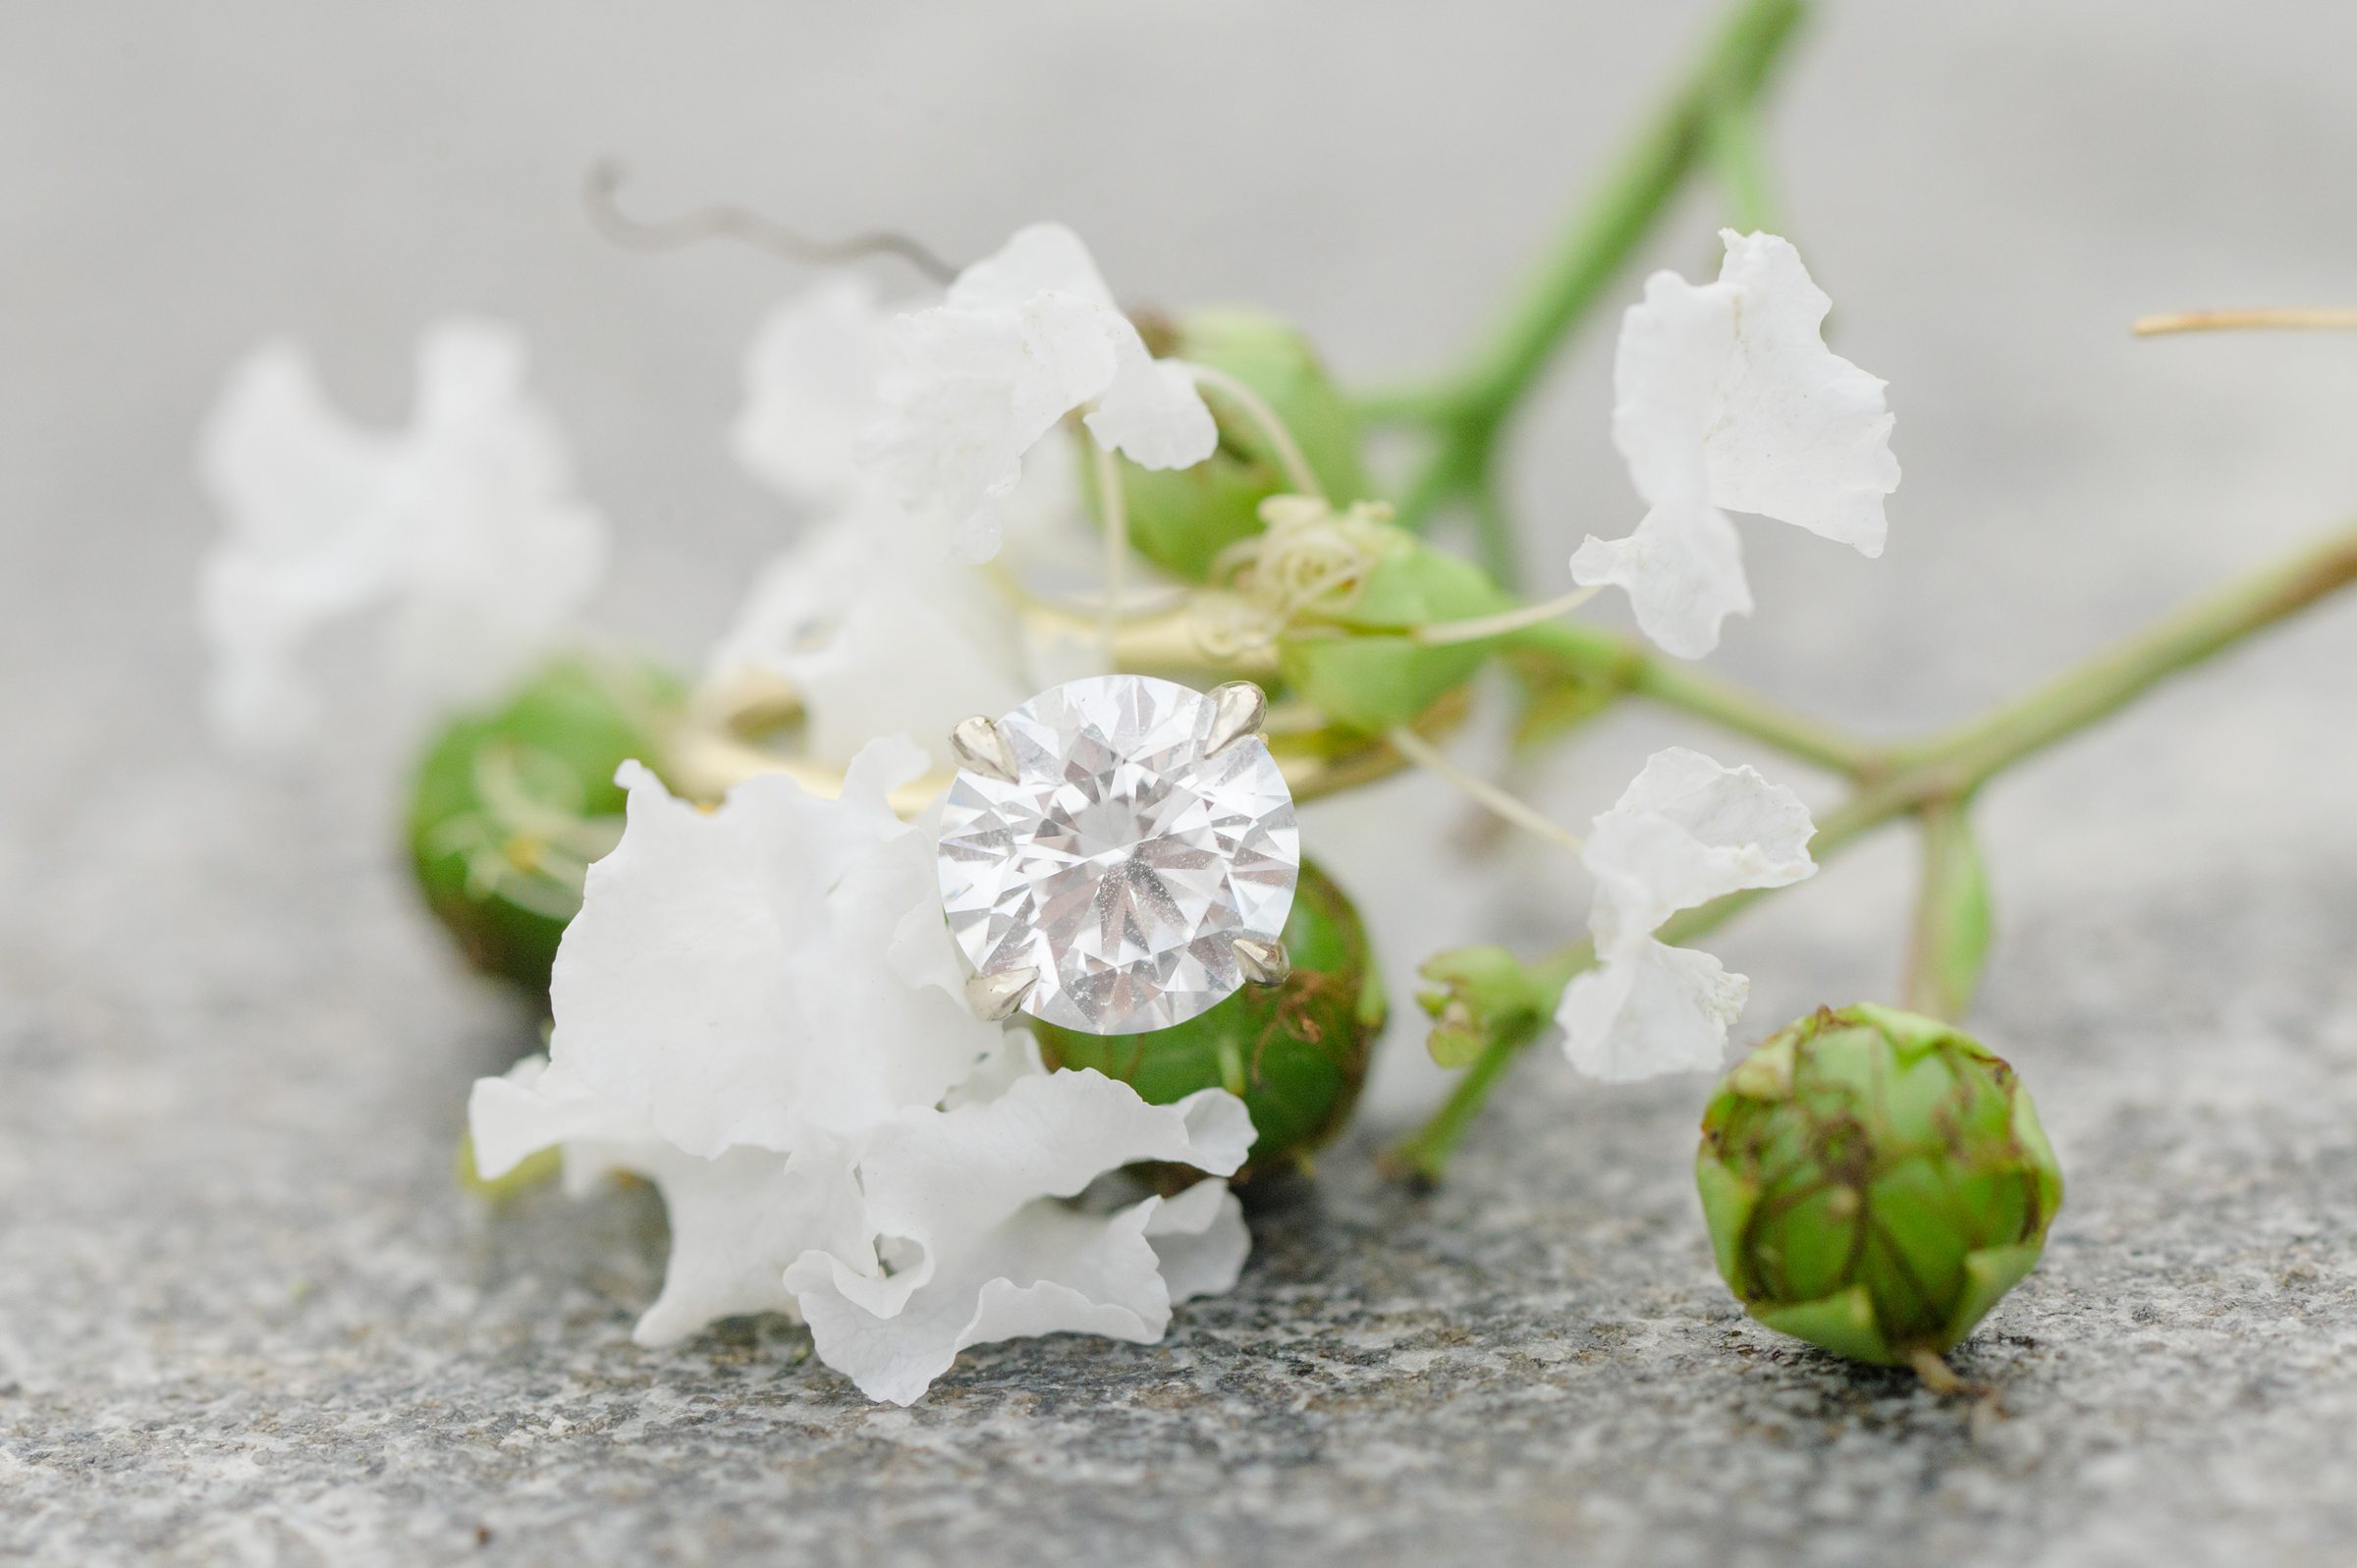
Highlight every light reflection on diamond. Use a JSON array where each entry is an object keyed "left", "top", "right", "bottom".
[{"left": 935, "top": 675, "right": 1300, "bottom": 1034}]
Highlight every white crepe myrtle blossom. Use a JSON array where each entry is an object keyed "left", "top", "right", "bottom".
[
  {"left": 196, "top": 319, "right": 606, "bottom": 746},
  {"left": 467, "top": 740, "right": 1253, "bottom": 1404},
  {"left": 869, "top": 222, "right": 1218, "bottom": 562},
  {"left": 1556, "top": 747, "right": 1817, "bottom": 1081},
  {"left": 718, "top": 263, "right": 1126, "bottom": 770},
  {"left": 1571, "top": 231, "right": 1898, "bottom": 659},
  {"left": 705, "top": 517, "right": 1034, "bottom": 770},
  {"left": 704, "top": 511, "right": 1105, "bottom": 772}
]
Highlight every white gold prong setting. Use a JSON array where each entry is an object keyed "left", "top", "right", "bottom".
[
  {"left": 964, "top": 966, "right": 1039, "bottom": 1022},
  {"left": 1233, "top": 937, "right": 1290, "bottom": 988},
  {"left": 1203, "top": 681, "right": 1269, "bottom": 756},
  {"left": 949, "top": 715, "right": 1019, "bottom": 784}
]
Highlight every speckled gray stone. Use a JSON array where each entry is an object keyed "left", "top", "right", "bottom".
[{"left": 8, "top": 4, "right": 2357, "bottom": 1564}]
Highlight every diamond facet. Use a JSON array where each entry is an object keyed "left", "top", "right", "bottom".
[{"left": 936, "top": 675, "right": 1301, "bottom": 1034}]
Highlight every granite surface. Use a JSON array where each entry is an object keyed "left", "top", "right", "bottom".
[{"left": 8, "top": 3, "right": 2357, "bottom": 1564}]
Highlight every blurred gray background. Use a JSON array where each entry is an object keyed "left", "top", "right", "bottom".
[{"left": 7, "top": 3, "right": 2357, "bottom": 1565}]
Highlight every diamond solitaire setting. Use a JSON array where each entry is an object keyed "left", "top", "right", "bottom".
[{"left": 936, "top": 675, "right": 1300, "bottom": 1035}]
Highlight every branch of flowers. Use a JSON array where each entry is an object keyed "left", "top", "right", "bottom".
[
  {"left": 1387, "top": 514, "right": 2357, "bottom": 1182},
  {"left": 1382, "top": 784, "right": 1896, "bottom": 1184},
  {"left": 1374, "top": 0, "right": 1810, "bottom": 550}
]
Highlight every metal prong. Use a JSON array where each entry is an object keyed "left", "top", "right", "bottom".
[
  {"left": 1204, "top": 681, "right": 1268, "bottom": 756},
  {"left": 1233, "top": 937, "right": 1290, "bottom": 987},
  {"left": 949, "top": 715, "right": 1018, "bottom": 783},
  {"left": 964, "top": 967, "right": 1038, "bottom": 1021}
]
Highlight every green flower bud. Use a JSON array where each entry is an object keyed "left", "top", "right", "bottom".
[
  {"left": 407, "top": 655, "right": 683, "bottom": 1000},
  {"left": 1696, "top": 1003, "right": 2063, "bottom": 1371},
  {"left": 1033, "top": 858, "right": 1383, "bottom": 1184},
  {"left": 1416, "top": 946, "right": 1542, "bottom": 1068},
  {"left": 1092, "top": 309, "right": 1373, "bottom": 580}
]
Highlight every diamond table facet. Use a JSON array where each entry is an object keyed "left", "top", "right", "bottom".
[{"left": 935, "top": 675, "right": 1301, "bottom": 1035}]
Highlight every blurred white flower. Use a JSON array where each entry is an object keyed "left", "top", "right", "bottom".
[
  {"left": 467, "top": 742, "right": 1252, "bottom": 1403},
  {"left": 1571, "top": 232, "right": 1898, "bottom": 659},
  {"left": 1556, "top": 747, "right": 1816, "bottom": 1081},
  {"left": 704, "top": 509, "right": 1104, "bottom": 773},
  {"left": 718, "top": 259, "right": 1131, "bottom": 771},
  {"left": 196, "top": 319, "right": 606, "bottom": 746},
  {"left": 732, "top": 274, "right": 892, "bottom": 511},
  {"left": 870, "top": 222, "right": 1217, "bottom": 562}
]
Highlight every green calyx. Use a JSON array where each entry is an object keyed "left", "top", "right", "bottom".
[
  {"left": 1033, "top": 858, "right": 1384, "bottom": 1183},
  {"left": 406, "top": 654, "right": 684, "bottom": 1001},
  {"left": 1695, "top": 1002, "right": 2064, "bottom": 1369},
  {"left": 1090, "top": 309, "right": 1373, "bottom": 581},
  {"left": 1276, "top": 527, "right": 1509, "bottom": 733}
]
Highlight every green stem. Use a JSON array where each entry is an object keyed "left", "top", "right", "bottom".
[
  {"left": 1705, "top": 98, "right": 1781, "bottom": 234},
  {"left": 1900, "top": 798, "right": 1992, "bottom": 1019},
  {"left": 1902, "top": 521, "right": 2357, "bottom": 788},
  {"left": 1383, "top": 0, "right": 1810, "bottom": 542},
  {"left": 1470, "top": 485, "right": 1522, "bottom": 588},
  {"left": 1502, "top": 618, "right": 1877, "bottom": 777},
  {"left": 1389, "top": 514, "right": 2357, "bottom": 1183}
]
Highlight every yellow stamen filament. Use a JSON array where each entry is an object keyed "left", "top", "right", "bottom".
[
  {"left": 2132, "top": 307, "right": 2357, "bottom": 338},
  {"left": 1412, "top": 585, "right": 1603, "bottom": 645},
  {"left": 1384, "top": 725, "right": 1584, "bottom": 856}
]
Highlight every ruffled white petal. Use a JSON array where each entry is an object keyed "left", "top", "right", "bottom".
[
  {"left": 1558, "top": 938, "right": 1749, "bottom": 1082},
  {"left": 469, "top": 1057, "right": 870, "bottom": 1346},
  {"left": 196, "top": 319, "right": 606, "bottom": 745},
  {"left": 1142, "top": 1177, "right": 1252, "bottom": 1304},
  {"left": 1557, "top": 748, "right": 1816, "bottom": 1081},
  {"left": 626, "top": 1139, "right": 868, "bottom": 1347},
  {"left": 1573, "top": 231, "right": 1896, "bottom": 657},
  {"left": 1583, "top": 746, "right": 1817, "bottom": 939},
  {"left": 546, "top": 751, "right": 998, "bottom": 1160},
  {"left": 783, "top": 1064, "right": 1253, "bottom": 1405},
  {"left": 1567, "top": 495, "right": 1750, "bottom": 662},
  {"left": 1705, "top": 234, "right": 1898, "bottom": 555},
  {"left": 732, "top": 276, "right": 892, "bottom": 509},
  {"left": 870, "top": 223, "right": 1214, "bottom": 563}
]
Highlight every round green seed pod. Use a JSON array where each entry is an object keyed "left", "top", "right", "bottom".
[
  {"left": 1033, "top": 858, "right": 1383, "bottom": 1184},
  {"left": 1090, "top": 309, "right": 1374, "bottom": 581},
  {"left": 406, "top": 655, "right": 683, "bottom": 1001},
  {"left": 1696, "top": 1003, "right": 2064, "bottom": 1370}
]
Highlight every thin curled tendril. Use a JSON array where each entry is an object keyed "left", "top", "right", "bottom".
[
  {"left": 1191, "top": 497, "right": 1401, "bottom": 658},
  {"left": 582, "top": 159, "right": 958, "bottom": 283}
]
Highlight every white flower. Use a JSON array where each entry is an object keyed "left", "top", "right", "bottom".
[
  {"left": 1556, "top": 747, "right": 1816, "bottom": 1081},
  {"left": 732, "top": 274, "right": 891, "bottom": 510},
  {"left": 1570, "top": 232, "right": 1898, "bottom": 659},
  {"left": 705, "top": 511, "right": 1100, "bottom": 772},
  {"left": 466, "top": 742, "right": 1253, "bottom": 1403},
  {"left": 196, "top": 319, "right": 606, "bottom": 745},
  {"left": 784, "top": 1049, "right": 1251, "bottom": 1405},
  {"left": 870, "top": 222, "right": 1217, "bottom": 563}
]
